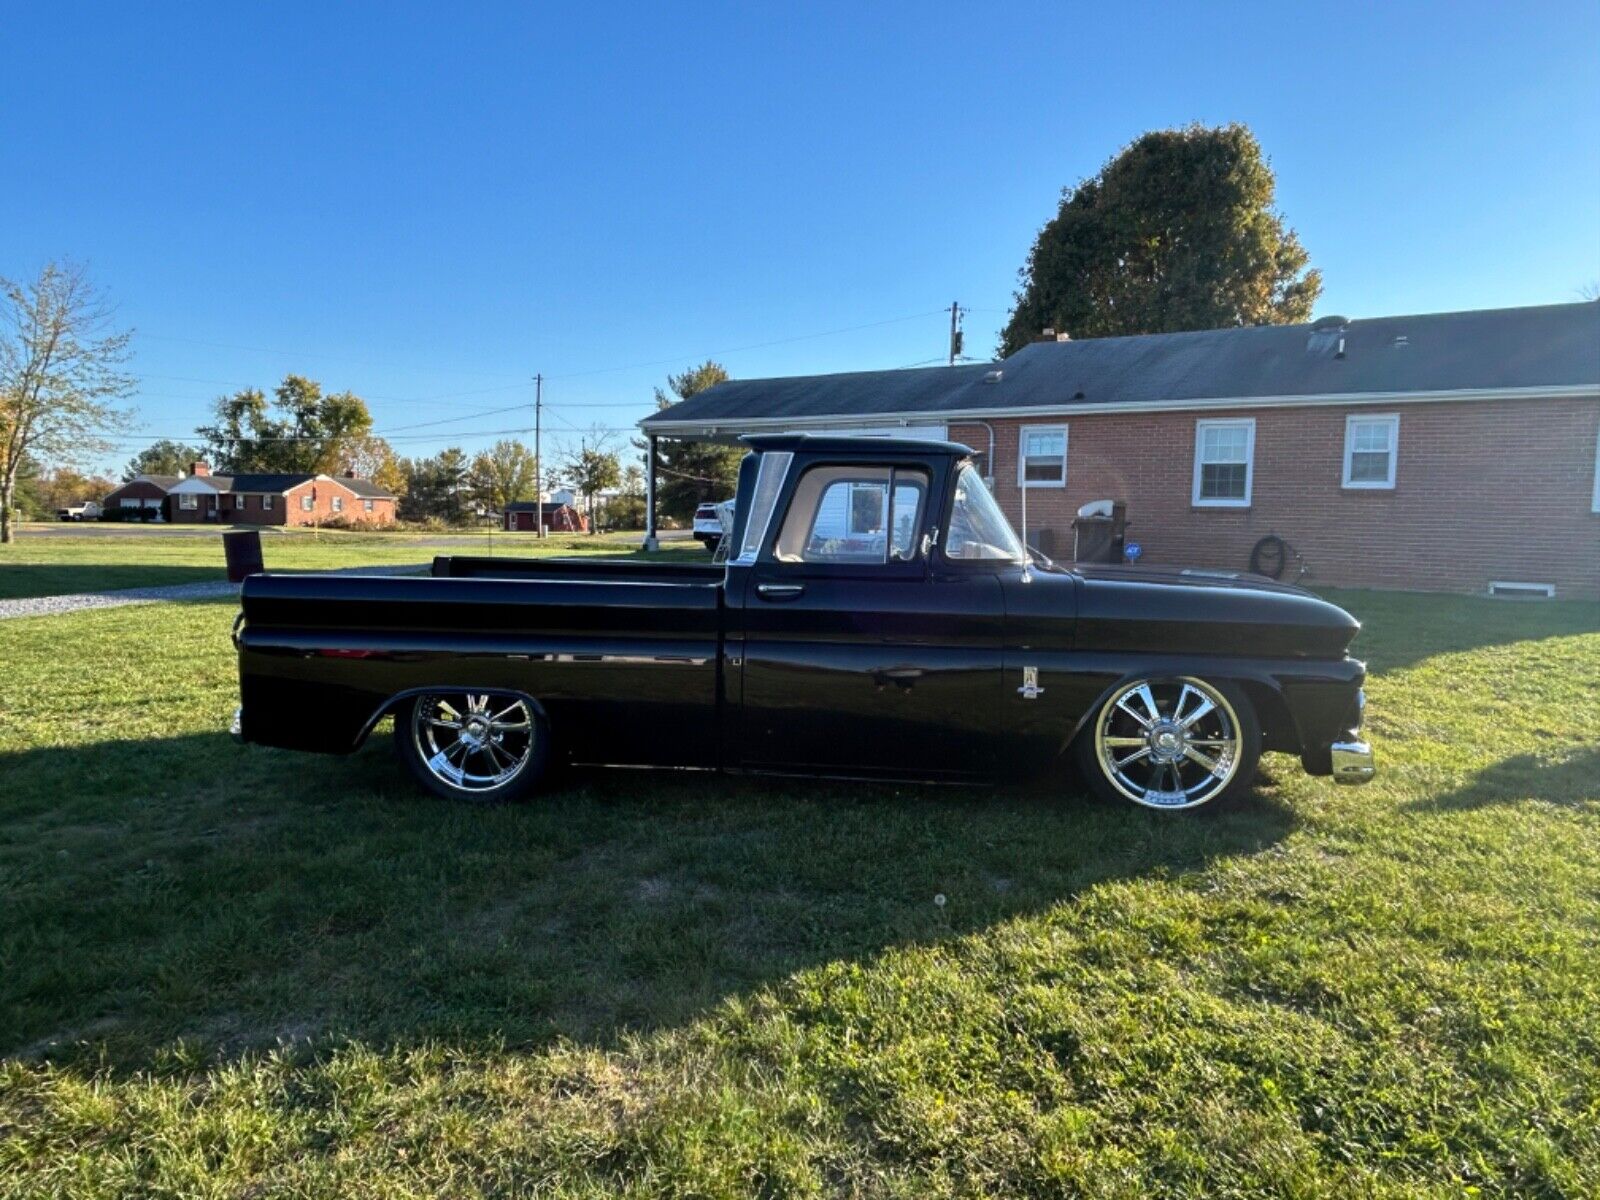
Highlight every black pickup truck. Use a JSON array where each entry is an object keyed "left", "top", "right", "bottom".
[{"left": 233, "top": 434, "right": 1374, "bottom": 812}]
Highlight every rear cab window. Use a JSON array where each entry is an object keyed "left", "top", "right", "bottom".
[{"left": 771, "top": 464, "right": 929, "bottom": 565}]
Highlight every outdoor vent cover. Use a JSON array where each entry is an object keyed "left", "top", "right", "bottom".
[
  {"left": 983, "top": 369, "right": 1003, "bottom": 384},
  {"left": 1488, "top": 580, "right": 1556, "bottom": 599}
]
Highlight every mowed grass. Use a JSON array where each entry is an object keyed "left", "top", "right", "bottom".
[
  {"left": 0, "top": 590, "right": 1596, "bottom": 1196},
  {"left": 0, "top": 528, "right": 699, "bottom": 600}
]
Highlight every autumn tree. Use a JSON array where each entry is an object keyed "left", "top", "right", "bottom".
[
  {"left": 645, "top": 361, "right": 742, "bottom": 522},
  {"left": 341, "top": 434, "right": 407, "bottom": 497},
  {"left": 468, "top": 439, "right": 537, "bottom": 511},
  {"left": 0, "top": 262, "right": 133, "bottom": 542},
  {"left": 1000, "top": 124, "right": 1322, "bottom": 355}
]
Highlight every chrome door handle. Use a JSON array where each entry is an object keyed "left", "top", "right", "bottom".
[{"left": 756, "top": 583, "right": 805, "bottom": 600}]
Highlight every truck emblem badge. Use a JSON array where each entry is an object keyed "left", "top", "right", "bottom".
[{"left": 1018, "top": 666, "right": 1043, "bottom": 700}]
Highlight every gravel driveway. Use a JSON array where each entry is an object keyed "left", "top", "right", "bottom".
[{"left": 0, "top": 564, "right": 427, "bottom": 621}]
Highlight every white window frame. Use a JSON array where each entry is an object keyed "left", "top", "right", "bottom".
[
  {"left": 178, "top": 494, "right": 198, "bottom": 510},
  {"left": 1592, "top": 423, "right": 1600, "bottom": 514},
  {"left": 300, "top": 493, "right": 314, "bottom": 512},
  {"left": 262, "top": 494, "right": 273, "bottom": 511},
  {"left": 363, "top": 498, "right": 375, "bottom": 513},
  {"left": 1017, "top": 424, "right": 1068, "bottom": 488},
  {"left": 332, "top": 495, "right": 344, "bottom": 513},
  {"left": 1342, "top": 413, "right": 1399, "bottom": 489},
  {"left": 1191, "top": 418, "right": 1255, "bottom": 508}
]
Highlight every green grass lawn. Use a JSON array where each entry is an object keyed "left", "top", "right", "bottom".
[
  {"left": 0, "top": 590, "right": 1596, "bottom": 1196},
  {"left": 0, "top": 528, "right": 700, "bottom": 600}
]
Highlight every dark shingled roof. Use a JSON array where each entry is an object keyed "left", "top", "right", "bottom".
[
  {"left": 207, "top": 473, "right": 394, "bottom": 498},
  {"left": 643, "top": 302, "right": 1599, "bottom": 429}
]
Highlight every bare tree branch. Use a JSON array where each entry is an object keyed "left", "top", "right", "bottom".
[{"left": 0, "top": 261, "right": 135, "bottom": 541}]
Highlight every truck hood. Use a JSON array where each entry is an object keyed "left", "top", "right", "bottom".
[
  {"left": 1069, "top": 562, "right": 1317, "bottom": 598},
  {"left": 1063, "top": 563, "right": 1361, "bottom": 659}
]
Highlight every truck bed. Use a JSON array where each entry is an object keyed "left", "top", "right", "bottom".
[{"left": 236, "top": 567, "right": 725, "bottom": 766}]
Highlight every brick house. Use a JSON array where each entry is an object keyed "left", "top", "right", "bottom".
[
  {"left": 641, "top": 302, "right": 1600, "bottom": 598},
  {"left": 152, "top": 463, "right": 397, "bottom": 526},
  {"left": 102, "top": 474, "right": 180, "bottom": 518}
]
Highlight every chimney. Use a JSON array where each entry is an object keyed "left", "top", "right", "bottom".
[{"left": 190, "top": 461, "right": 211, "bottom": 477}]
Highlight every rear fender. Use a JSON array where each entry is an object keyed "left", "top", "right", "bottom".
[{"left": 357, "top": 687, "right": 551, "bottom": 749}]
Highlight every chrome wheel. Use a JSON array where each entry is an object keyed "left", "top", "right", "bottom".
[
  {"left": 410, "top": 693, "right": 535, "bottom": 794},
  {"left": 1093, "top": 677, "right": 1243, "bottom": 810}
]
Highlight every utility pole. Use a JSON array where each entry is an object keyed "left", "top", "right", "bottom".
[
  {"left": 533, "top": 373, "right": 543, "bottom": 538},
  {"left": 948, "top": 301, "right": 964, "bottom": 365}
]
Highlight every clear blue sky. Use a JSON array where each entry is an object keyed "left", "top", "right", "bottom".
[{"left": 5, "top": 0, "right": 1597, "bottom": 471}]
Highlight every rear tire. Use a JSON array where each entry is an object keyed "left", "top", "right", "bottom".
[
  {"left": 394, "top": 692, "right": 548, "bottom": 803},
  {"left": 1074, "top": 676, "right": 1261, "bottom": 812}
]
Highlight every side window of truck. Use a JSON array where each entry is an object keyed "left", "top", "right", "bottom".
[{"left": 772, "top": 466, "right": 928, "bottom": 565}]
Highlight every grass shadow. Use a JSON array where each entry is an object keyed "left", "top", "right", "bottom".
[
  {"left": 1318, "top": 588, "right": 1600, "bottom": 676},
  {"left": 1405, "top": 745, "right": 1600, "bottom": 813},
  {"left": 0, "top": 730, "right": 1295, "bottom": 1074},
  {"left": 0, "top": 563, "right": 226, "bottom": 601}
]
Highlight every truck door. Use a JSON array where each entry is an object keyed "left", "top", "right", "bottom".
[{"left": 736, "top": 457, "right": 1006, "bottom": 779}]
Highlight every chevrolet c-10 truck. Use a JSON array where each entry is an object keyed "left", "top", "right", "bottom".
[{"left": 232, "top": 434, "right": 1374, "bottom": 811}]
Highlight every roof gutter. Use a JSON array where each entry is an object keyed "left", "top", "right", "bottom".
[{"left": 639, "top": 383, "right": 1600, "bottom": 436}]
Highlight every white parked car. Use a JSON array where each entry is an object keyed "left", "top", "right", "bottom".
[
  {"left": 692, "top": 499, "right": 734, "bottom": 549},
  {"left": 57, "top": 501, "right": 103, "bottom": 521}
]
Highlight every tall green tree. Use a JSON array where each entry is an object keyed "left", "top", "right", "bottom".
[
  {"left": 124, "top": 439, "right": 202, "bottom": 480},
  {"left": 398, "top": 447, "right": 470, "bottom": 522},
  {"left": 468, "top": 439, "right": 538, "bottom": 511},
  {"left": 0, "top": 262, "right": 134, "bottom": 542},
  {"left": 195, "top": 375, "right": 374, "bottom": 474},
  {"left": 646, "top": 361, "right": 743, "bottom": 522},
  {"left": 1000, "top": 124, "right": 1321, "bottom": 356}
]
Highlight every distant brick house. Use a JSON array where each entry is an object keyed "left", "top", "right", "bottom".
[
  {"left": 119, "top": 462, "right": 397, "bottom": 526},
  {"left": 503, "top": 500, "right": 587, "bottom": 533},
  {"left": 642, "top": 302, "right": 1600, "bottom": 599},
  {"left": 102, "top": 474, "right": 180, "bottom": 517}
]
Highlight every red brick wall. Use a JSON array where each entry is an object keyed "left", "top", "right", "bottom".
[
  {"left": 280, "top": 481, "right": 394, "bottom": 527},
  {"left": 103, "top": 480, "right": 168, "bottom": 511},
  {"left": 228, "top": 494, "right": 289, "bottom": 526},
  {"left": 950, "top": 395, "right": 1600, "bottom": 598},
  {"left": 169, "top": 492, "right": 223, "bottom": 523}
]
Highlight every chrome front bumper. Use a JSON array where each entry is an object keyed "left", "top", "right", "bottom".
[{"left": 1330, "top": 740, "right": 1375, "bottom": 784}]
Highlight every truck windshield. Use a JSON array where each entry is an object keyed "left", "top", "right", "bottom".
[{"left": 944, "top": 464, "right": 1025, "bottom": 562}]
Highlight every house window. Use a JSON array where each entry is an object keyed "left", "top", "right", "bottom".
[
  {"left": 1018, "top": 425, "right": 1068, "bottom": 487},
  {"left": 179, "top": 494, "right": 197, "bottom": 510},
  {"left": 1192, "top": 418, "right": 1255, "bottom": 507},
  {"left": 363, "top": 498, "right": 375, "bottom": 513},
  {"left": 262, "top": 495, "right": 272, "bottom": 510},
  {"left": 1592, "top": 423, "right": 1600, "bottom": 514},
  {"left": 332, "top": 495, "right": 344, "bottom": 513},
  {"left": 301, "top": 494, "right": 314, "bottom": 512},
  {"left": 1343, "top": 413, "right": 1399, "bottom": 489}
]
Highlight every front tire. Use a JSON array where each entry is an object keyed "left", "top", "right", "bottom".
[
  {"left": 1075, "top": 676, "right": 1260, "bottom": 811},
  {"left": 395, "top": 692, "right": 548, "bottom": 803}
]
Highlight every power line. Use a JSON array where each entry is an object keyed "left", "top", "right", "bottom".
[{"left": 544, "top": 308, "right": 949, "bottom": 381}]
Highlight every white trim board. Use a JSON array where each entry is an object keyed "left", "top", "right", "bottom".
[{"left": 641, "top": 383, "right": 1600, "bottom": 437}]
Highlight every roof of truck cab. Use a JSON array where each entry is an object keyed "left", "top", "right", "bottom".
[{"left": 739, "top": 433, "right": 975, "bottom": 456}]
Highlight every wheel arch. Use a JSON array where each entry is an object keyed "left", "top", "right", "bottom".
[
  {"left": 355, "top": 685, "right": 552, "bottom": 748},
  {"left": 1059, "top": 668, "right": 1297, "bottom": 757}
]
